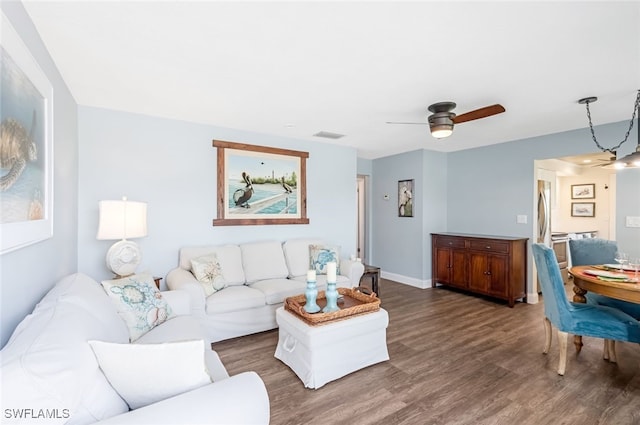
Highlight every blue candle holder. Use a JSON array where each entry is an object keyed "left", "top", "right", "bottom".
[
  {"left": 304, "top": 279, "right": 321, "bottom": 313},
  {"left": 323, "top": 281, "right": 340, "bottom": 313}
]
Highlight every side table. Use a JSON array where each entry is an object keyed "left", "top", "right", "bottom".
[{"left": 360, "top": 264, "right": 381, "bottom": 296}]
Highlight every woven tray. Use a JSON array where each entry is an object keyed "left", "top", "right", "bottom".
[{"left": 284, "top": 287, "right": 380, "bottom": 326}]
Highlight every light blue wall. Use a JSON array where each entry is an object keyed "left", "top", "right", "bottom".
[
  {"left": 371, "top": 149, "right": 447, "bottom": 285},
  {"left": 77, "top": 106, "right": 359, "bottom": 283},
  {"left": 0, "top": 3, "right": 79, "bottom": 347},
  {"left": 612, "top": 124, "right": 640, "bottom": 257}
]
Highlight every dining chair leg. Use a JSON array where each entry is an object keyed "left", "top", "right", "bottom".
[
  {"left": 557, "top": 330, "right": 568, "bottom": 376},
  {"left": 605, "top": 340, "right": 617, "bottom": 363},
  {"left": 543, "top": 317, "right": 552, "bottom": 354}
]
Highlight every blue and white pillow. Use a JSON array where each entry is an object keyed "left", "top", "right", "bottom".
[
  {"left": 102, "top": 273, "right": 175, "bottom": 341},
  {"left": 309, "top": 244, "right": 341, "bottom": 275}
]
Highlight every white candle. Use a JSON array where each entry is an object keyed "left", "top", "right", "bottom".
[
  {"left": 307, "top": 270, "right": 316, "bottom": 282},
  {"left": 327, "top": 262, "right": 337, "bottom": 283}
]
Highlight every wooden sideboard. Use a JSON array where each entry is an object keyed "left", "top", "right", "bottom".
[{"left": 431, "top": 233, "right": 528, "bottom": 307}]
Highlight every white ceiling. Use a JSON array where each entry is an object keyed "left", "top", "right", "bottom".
[{"left": 20, "top": 1, "right": 640, "bottom": 159}]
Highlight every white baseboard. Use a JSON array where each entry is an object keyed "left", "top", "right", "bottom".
[
  {"left": 526, "top": 292, "right": 539, "bottom": 304},
  {"left": 380, "top": 270, "right": 431, "bottom": 289}
]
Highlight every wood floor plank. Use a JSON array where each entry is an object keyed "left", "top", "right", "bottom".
[{"left": 212, "top": 279, "right": 640, "bottom": 425}]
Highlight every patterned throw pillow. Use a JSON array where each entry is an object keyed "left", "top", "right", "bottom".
[
  {"left": 190, "top": 253, "right": 227, "bottom": 296},
  {"left": 309, "top": 244, "right": 341, "bottom": 275},
  {"left": 101, "top": 273, "right": 175, "bottom": 341}
]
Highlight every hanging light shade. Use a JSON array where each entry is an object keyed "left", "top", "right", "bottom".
[{"left": 578, "top": 90, "right": 640, "bottom": 169}]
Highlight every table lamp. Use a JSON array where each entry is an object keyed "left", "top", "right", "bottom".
[{"left": 97, "top": 196, "right": 148, "bottom": 277}]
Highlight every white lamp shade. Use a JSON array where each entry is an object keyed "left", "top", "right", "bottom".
[{"left": 97, "top": 199, "right": 148, "bottom": 240}]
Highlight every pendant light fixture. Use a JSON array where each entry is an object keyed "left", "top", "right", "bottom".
[{"left": 578, "top": 90, "right": 640, "bottom": 169}]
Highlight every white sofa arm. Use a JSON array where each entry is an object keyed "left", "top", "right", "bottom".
[
  {"left": 160, "top": 290, "right": 191, "bottom": 316},
  {"left": 166, "top": 268, "right": 206, "bottom": 316},
  {"left": 339, "top": 259, "right": 365, "bottom": 287},
  {"left": 95, "top": 371, "right": 269, "bottom": 425}
]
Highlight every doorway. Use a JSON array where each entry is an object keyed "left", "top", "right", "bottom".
[{"left": 357, "top": 175, "right": 369, "bottom": 265}]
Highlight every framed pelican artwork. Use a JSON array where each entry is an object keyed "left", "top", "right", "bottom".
[
  {"left": 212, "top": 140, "right": 309, "bottom": 226},
  {"left": 398, "top": 179, "right": 414, "bottom": 217},
  {"left": 1, "top": 13, "right": 54, "bottom": 254}
]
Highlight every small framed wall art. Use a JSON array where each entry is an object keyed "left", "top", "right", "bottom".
[
  {"left": 571, "top": 183, "right": 595, "bottom": 199},
  {"left": 571, "top": 202, "right": 595, "bottom": 217},
  {"left": 398, "top": 179, "right": 414, "bottom": 217}
]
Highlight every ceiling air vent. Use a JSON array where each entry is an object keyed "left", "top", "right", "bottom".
[{"left": 313, "top": 131, "right": 345, "bottom": 140}]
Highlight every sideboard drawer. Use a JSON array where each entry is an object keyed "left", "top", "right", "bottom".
[
  {"left": 469, "top": 240, "right": 509, "bottom": 253},
  {"left": 435, "top": 236, "right": 466, "bottom": 249}
]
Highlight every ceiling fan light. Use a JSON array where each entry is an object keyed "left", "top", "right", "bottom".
[{"left": 431, "top": 125, "right": 453, "bottom": 139}]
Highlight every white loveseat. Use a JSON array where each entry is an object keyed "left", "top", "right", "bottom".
[
  {"left": 166, "top": 239, "right": 365, "bottom": 342},
  {"left": 0, "top": 273, "right": 269, "bottom": 424}
]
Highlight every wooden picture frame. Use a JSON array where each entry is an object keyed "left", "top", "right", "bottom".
[
  {"left": 571, "top": 202, "right": 595, "bottom": 217},
  {"left": 571, "top": 183, "right": 595, "bottom": 199},
  {"left": 1, "top": 13, "right": 54, "bottom": 254},
  {"left": 398, "top": 179, "right": 414, "bottom": 217},
  {"left": 212, "top": 140, "right": 309, "bottom": 226}
]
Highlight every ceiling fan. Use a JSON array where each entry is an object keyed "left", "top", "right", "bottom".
[
  {"left": 591, "top": 152, "right": 617, "bottom": 167},
  {"left": 386, "top": 102, "right": 506, "bottom": 139}
]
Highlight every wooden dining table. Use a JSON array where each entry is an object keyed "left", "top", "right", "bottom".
[{"left": 568, "top": 265, "right": 640, "bottom": 352}]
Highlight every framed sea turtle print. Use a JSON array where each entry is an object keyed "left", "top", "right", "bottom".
[
  {"left": 212, "top": 140, "right": 309, "bottom": 226},
  {"left": 1, "top": 13, "right": 54, "bottom": 254}
]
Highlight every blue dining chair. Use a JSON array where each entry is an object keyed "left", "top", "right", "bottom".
[
  {"left": 532, "top": 243, "right": 640, "bottom": 375},
  {"left": 569, "top": 238, "right": 640, "bottom": 320}
]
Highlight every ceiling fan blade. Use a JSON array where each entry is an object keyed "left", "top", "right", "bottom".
[
  {"left": 385, "top": 121, "right": 428, "bottom": 125},
  {"left": 452, "top": 104, "right": 505, "bottom": 124}
]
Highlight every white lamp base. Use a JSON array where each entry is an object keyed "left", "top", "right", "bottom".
[{"left": 106, "top": 240, "right": 142, "bottom": 277}]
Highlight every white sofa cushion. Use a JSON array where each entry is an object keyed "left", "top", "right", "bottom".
[
  {"left": 240, "top": 241, "right": 289, "bottom": 283},
  {"left": 282, "top": 238, "right": 323, "bottom": 277},
  {"left": 249, "top": 279, "right": 307, "bottom": 305},
  {"left": 190, "top": 253, "right": 227, "bottom": 296},
  {"left": 0, "top": 274, "right": 130, "bottom": 425},
  {"left": 289, "top": 274, "right": 351, "bottom": 288},
  {"left": 205, "top": 286, "right": 266, "bottom": 314},
  {"left": 102, "top": 273, "right": 175, "bottom": 341},
  {"left": 180, "top": 245, "right": 245, "bottom": 286},
  {"left": 88, "top": 340, "right": 212, "bottom": 410}
]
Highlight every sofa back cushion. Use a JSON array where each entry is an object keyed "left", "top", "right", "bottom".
[
  {"left": 240, "top": 241, "right": 289, "bottom": 283},
  {"left": 179, "top": 245, "right": 245, "bottom": 285},
  {"left": 282, "top": 238, "right": 324, "bottom": 278},
  {"left": 0, "top": 273, "right": 130, "bottom": 425}
]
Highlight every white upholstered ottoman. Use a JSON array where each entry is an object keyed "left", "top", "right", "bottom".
[{"left": 274, "top": 306, "right": 389, "bottom": 389}]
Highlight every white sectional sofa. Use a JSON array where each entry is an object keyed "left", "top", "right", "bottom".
[
  {"left": 0, "top": 273, "right": 269, "bottom": 424},
  {"left": 166, "top": 239, "right": 365, "bottom": 343}
]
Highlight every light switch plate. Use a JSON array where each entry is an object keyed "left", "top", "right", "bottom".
[
  {"left": 626, "top": 216, "right": 640, "bottom": 228},
  {"left": 517, "top": 215, "right": 528, "bottom": 224}
]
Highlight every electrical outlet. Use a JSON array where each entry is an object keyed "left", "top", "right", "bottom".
[
  {"left": 626, "top": 216, "right": 640, "bottom": 228},
  {"left": 517, "top": 215, "right": 528, "bottom": 224}
]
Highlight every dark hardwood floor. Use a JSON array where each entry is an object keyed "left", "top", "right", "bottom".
[{"left": 212, "top": 279, "right": 640, "bottom": 425}]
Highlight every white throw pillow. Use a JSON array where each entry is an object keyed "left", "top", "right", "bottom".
[
  {"left": 309, "top": 244, "right": 341, "bottom": 274},
  {"left": 190, "top": 253, "right": 227, "bottom": 296},
  {"left": 102, "top": 273, "right": 175, "bottom": 341},
  {"left": 88, "top": 339, "right": 212, "bottom": 410}
]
